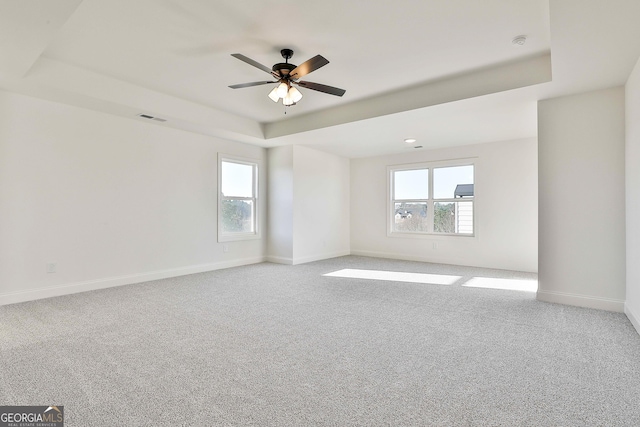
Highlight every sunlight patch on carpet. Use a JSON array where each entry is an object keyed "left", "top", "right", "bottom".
[
  {"left": 323, "top": 269, "right": 461, "bottom": 285},
  {"left": 462, "top": 277, "right": 538, "bottom": 292}
]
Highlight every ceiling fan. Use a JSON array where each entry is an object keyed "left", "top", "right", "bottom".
[{"left": 229, "top": 49, "right": 346, "bottom": 106}]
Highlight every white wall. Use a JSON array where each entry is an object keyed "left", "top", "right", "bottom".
[
  {"left": 350, "top": 138, "right": 538, "bottom": 272},
  {"left": 266, "top": 145, "right": 350, "bottom": 264},
  {"left": 292, "top": 146, "right": 350, "bottom": 263},
  {"left": 267, "top": 146, "right": 294, "bottom": 263},
  {"left": 626, "top": 58, "right": 640, "bottom": 331},
  {"left": 0, "top": 90, "right": 267, "bottom": 305},
  {"left": 538, "top": 87, "right": 626, "bottom": 312}
]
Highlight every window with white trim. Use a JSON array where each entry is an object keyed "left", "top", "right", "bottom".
[
  {"left": 389, "top": 162, "right": 474, "bottom": 236},
  {"left": 218, "top": 155, "right": 259, "bottom": 242}
]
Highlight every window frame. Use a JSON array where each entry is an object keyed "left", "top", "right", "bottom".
[
  {"left": 387, "top": 158, "right": 476, "bottom": 238},
  {"left": 218, "top": 154, "right": 260, "bottom": 242}
]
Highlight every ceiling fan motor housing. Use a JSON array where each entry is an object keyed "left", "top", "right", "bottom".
[{"left": 273, "top": 62, "right": 296, "bottom": 79}]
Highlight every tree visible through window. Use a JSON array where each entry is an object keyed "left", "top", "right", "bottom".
[
  {"left": 390, "top": 163, "right": 474, "bottom": 235},
  {"left": 218, "top": 156, "right": 258, "bottom": 241},
  {"left": 392, "top": 169, "right": 429, "bottom": 233}
]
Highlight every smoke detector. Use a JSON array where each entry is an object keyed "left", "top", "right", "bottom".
[{"left": 512, "top": 35, "right": 527, "bottom": 46}]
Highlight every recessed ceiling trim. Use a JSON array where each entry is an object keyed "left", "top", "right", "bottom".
[
  {"left": 0, "top": 0, "right": 82, "bottom": 78},
  {"left": 263, "top": 52, "right": 551, "bottom": 139},
  {"left": 15, "top": 57, "right": 266, "bottom": 143}
]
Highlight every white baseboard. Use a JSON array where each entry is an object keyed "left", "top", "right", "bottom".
[
  {"left": 292, "top": 251, "right": 351, "bottom": 265},
  {"left": 625, "top": 303, "right": 640, "bottom": 336},
  {"left": 350, "top": 249, "right": 537, "bottom": 273},
  {"left": 537, "top": 290, "right": 625, "bottom": 313},
  {"left": 0, "top": 256, "right": 266, "bottom": 306},
  {"left": 266, "top": 251, "right": 350, "bottom": 266},
  {"left": 351, "top": 249, "right": 455, "bottom": 265},
  {"left": 265, "top": 256, "right": 293, "bottom": 265}
]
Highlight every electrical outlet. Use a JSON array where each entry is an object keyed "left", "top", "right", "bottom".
[
  {"left": 223, "top": 244, "right": 229, "bottom": 253},
  {"left": 46, "top": 263, "right": 56, "bottom": 273}
]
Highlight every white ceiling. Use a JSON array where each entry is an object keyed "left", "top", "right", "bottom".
[{"left": 1, "top": 0, "right": 640, "bottom": 158}]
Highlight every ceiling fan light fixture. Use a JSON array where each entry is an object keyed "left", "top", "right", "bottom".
[
  {"left": 276, "top": 81, "right": 289, "bottom": 98},
  {"left": 268, "top": 87, "right": 280, "bottom": 102},
  {"left": 288, "top": 86, "right": 303, "bottom": 103},
  {"left": 283, "top": 92, "right": 295, "bottom": 106}
]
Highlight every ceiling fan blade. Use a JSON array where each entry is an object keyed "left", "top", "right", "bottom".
[
  {"left": 289, "top": 55, "right": 329, "bottom": 80},
  {"left": 229, "top": 81, "right": 276, "bottom": 89},
  {"left": 296, "top": 81, "right": 346, "bottom": 97},
  {"left": 231, "top": 53, "right": 278, "bottom": 77}
]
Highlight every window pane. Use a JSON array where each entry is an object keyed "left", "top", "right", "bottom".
[
  {"left": 221, "top": 161, "right": 254, "bottom": 197},
  {"left": 434, "top": 201, "right": 473, "bottom": 234},
  {"left": 221, "top": 200, "right": 254, "bottom": 233},
  {"left": 433, "top": 165, "right": 474, "bottom": 199},
  {"left": 394, "top": 169, "right": 428, "bottom": 199},
  {"left": 393, "top": 202, "right": 428, "bottom": 232}
]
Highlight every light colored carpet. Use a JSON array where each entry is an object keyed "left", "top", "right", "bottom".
[{"left": 1, "top": 256, "right": 639, "bottom": 426}]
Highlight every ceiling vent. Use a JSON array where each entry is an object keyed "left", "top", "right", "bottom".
[{"left": 137, "top": 113, "right": 167, "bottom": 122}]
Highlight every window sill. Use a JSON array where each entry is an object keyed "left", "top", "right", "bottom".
[
  {"left": 387, "top": 231, "right": 475, "bottom": 239},
  {"left": 218, "top": 232, "right": 261, "bottom": 243}
]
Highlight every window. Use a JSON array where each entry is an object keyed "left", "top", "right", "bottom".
[
  {"left": 218, "top": 155, "right": 259, "bottom": 242},
  {"left": 389, "top": 161, "right": 474, "bottom": 236}
]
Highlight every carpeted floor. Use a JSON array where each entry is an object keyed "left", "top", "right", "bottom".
[{"left": 1, "top": 256, "right": 639, "bottom": 426}]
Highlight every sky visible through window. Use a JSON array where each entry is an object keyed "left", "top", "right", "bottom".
[
  {"left": 434, "top": 165, "right": 474, "bottom": 198},
  {"left": 394, "top": 169, "right": 428, "bottom": 199},
  {"left": 395, "top": 165, "right": 473, "bottom": 199},
  {"left": 221, "top": 161, "right": 253, "bottom": 197}
]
